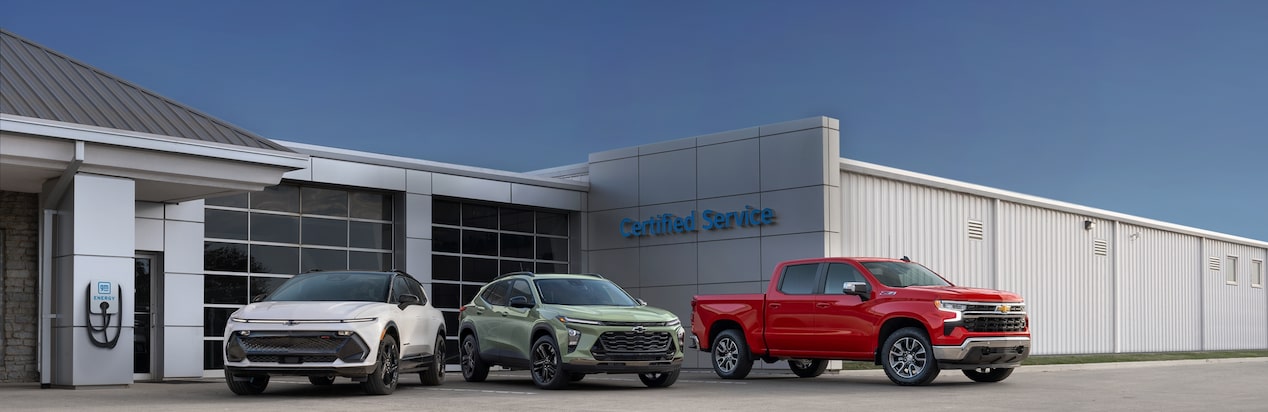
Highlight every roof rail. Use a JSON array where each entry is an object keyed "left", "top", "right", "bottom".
[
  {"left": 496, "top": 271, "right": 534, "bottom": 279},
  {"left": 391, "top": 269, "right": 415, "bottom": 279},
  {"left": 579, "top": 273, "right": 604, "bottom": 279}
]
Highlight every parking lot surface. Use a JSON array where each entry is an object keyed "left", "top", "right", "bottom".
[{"left": 2, "top": 358, "right": 1266, "bottom": 411}]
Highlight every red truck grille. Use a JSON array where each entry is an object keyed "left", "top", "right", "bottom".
[{"left": 963, "top": 316, "right": 1027, "bottom": 332}]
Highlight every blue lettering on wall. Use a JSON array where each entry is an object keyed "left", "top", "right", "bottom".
[{"left": 619, "top": 206, "right": 775, "bottom": 238}]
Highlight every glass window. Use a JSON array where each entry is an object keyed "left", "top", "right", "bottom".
[
  {"left": 443, "top": 312, "right": 459, "bottom": 336},
  {"left": 204, "top": 340, "right": 225, "bottom": 370},
  {"left": 350, "top": 251, "right": 392, "bottom": 271},
  {"left": 1252, "top": 260, "right": 1263, "bottom": 288},
  {"left": 251, "top": 185, "right": 299, "bottom": 213},
  {"left": 204, "top": 209, "right": 247, "bottom": 240},
  {"left": 463, "top": 257, "right": 498, "bottom": 282},
  {"left": 302, "top": 248, "right": 347, "bottom": 272},
  {"left": 432, "top": 283, "right": 461, "bottom": 309},
  {"left": 462, "top": 230, "right": 498, "bottom": 256},
  {"left": 250, "top": 245, "right": 299, "bottom": 274},
  {"left": 302, "top": 217, "right": 347, "bottom": 247},
  {"left": 509, "top": 279, "right": 535, "bottom": 305},
  {"left": 500, "top": 209, "right": 534, "bottom": 233},
  {"left": 405, "top": 277, "right": 427, "bottom": 305},
  {"left": 350, "top": 192, "right": 392, "bottom": 220},
  {"left": 302, "top": 187, "right": 349, "bottom": 217},
  {"left": 251, "top": 213, "right": 299, "bottom": 244},
  {"left": 432, "top": 255, "right": 460, "bottom": 281},
  {"left": 501, "top": 259, "right": 534, "bottom": 275},
  {"left": 206, "top": 193, "right": 247, "bottom": 208},
  {"left": 350, "top": 221, "right": 392, "bottom": 249},
  {"left": 391, "top": 276, "right": 410, "bottom": 303},
  {"left": 861, "top": 261, "right": 952, "bottom": 288},
  {"left": 205, "top": 275, "right": 248, "bottom": 304},
  {"left": 462, "top": 203, "right": 498, "bottom": 229},
  {"left": 204, "top": 308, "right": 236, "bottom": 337},
  {"left": 433, "top": 227, "right": 460, "bottom": 253},
  {"left": 536, "top": 237, "right": 567, "bottom": 261},
  {"left": 537, "top": 212, "right": 568, "bottom": 236},
  {"left": 266, "top": 271, "right": 390, "bottom": 302},
  {"left": 480, "top": 281, "right": 510, "bottom": 306},
  {"left": 1227, "top": 256, "right": 1239, "bottom": 285},
  {"left": 500, "top": 233, "right": 533, "bottom": 259},
  {"left": 778, "top": 264, "right": 819, "bottom": 295},
  {"left": 433, "top": 199, "right": 461, "bottom": 225},
  {"left": 536, "top": 262, "right": 568, "bottom": 274},
  {"left": 204, "top": 242, "right": 248, "bottom": 272},
  {"left": 461, "top": 284, "right": 481, "bottom": 306},
  {"left": 250, "top": 276, "right": 288, "bottom": 300},
  {"left": 823, "top": 263, "right": 865, "bottom": 295},
  {"left": 534, "top": 278, "right": 637, "bottom": 306}
]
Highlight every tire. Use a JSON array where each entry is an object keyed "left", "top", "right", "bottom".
[
  {"left": 881, "top": 327, "right": 940, "bottom": 386},
  {"left": 460, "top": 333, "right": 489, "bottom": 382},
  {"left": 361, "top": 334, "right": 400, "bottom": 395},
  {"left": 788, "top": 359, "right": 828, "bottom": 378},
  {"left": 224, "top": 369, "right": 269, "bottom": 395},
  {"left": 420, "top": 334, "right": 445, "bottom": 386},
  {"left": 530, "top": 335, "right": 569, "bottom": 390},
  {"left": 307, "top": 376, "right": 335, "bottom": 385},
  {"left": 710, "top": 329, "right": 753, "bottom": 379},
  {"left": 962, "top": 367, "right": 1014, "bottom": 383},
  {"left": 638, "top": 370, "right": 680, "bottom": 388},
  {"left": 568, "top": 372, "right": 586, "bottom": 382}
]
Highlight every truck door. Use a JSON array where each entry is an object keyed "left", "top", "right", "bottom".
[
  {"left": 814, "top": 262, "right": 877, "bottom": 356},
  {"left": 764, "top": 263, "right": 822, "bottom": 354}
]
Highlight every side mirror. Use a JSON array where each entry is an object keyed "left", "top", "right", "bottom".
[
  {"left": 637, "top": 298, "right": 648, "bottom": 306},
  {"left": 251, "top": 294, "right": 268, "bottom": 303},
  {"left": 843, "top": 282, "right": 871, "bottom": 301},
  {"left": 509, "top": 295, "right": 534, "bottom": 309},
  {"left": 397, "top": 294, "right": 420, "bottom": 309}
]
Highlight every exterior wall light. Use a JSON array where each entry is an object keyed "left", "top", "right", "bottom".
[{"left": 1084, "top": 220, "right": 1096, "bottom": 230}]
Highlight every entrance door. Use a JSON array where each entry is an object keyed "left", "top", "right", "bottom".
[{"left": 134, "top": 253, "right": 161, "bottom": 380}]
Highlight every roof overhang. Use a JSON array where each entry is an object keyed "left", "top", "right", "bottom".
[{"left": 1, "top": 114, "right": 309, "bottom": 203}]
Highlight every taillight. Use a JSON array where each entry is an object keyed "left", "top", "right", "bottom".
[{"left": 459, "top": 306, "right": 466, "bottom": 313}]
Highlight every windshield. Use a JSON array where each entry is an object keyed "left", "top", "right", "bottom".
[
  {"left": 861, "top": 262, "right": 952, "bottom": 288},
  {"left": 265, "top": 272, "right": 391, "bottom": 302},
  {"left": 534, "top": 278, "right": 639, "bottom": 306}
]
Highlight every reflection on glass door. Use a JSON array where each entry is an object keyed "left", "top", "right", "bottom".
[{"left": 134, "top": 254, "right": 159, "bottom": 379}]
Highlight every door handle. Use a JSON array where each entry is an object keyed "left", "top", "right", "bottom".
[
  {"left": 816, "top": 303, "right": 831, "bottom": 308},
  {"left": 768, "top": 303, "right": 781, "bottom": 309}
]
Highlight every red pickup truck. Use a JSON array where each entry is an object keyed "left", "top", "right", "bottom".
[{"left": 689, "top": 257, "right": 1029, "bottom": 386}]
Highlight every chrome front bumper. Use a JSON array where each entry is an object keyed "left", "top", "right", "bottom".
[{"left": 933, "top": 337, "right": 1031, "bottom": 369}]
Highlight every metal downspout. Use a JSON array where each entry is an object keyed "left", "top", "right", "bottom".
[{"left": 39, "top": 141, "right": 84, "bottom": 387}]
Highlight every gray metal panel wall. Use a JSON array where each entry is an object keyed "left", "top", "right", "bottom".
[
  {"left": 840, "top": 172, "right": 994, "bottom": 289},
  {"left": 996, "top": 203, "right": 1115, "bottom": 355},
  {"left": 1118, "top": 224, "right": 1203, "bottom": 352},
  {"left": 1201, "top": 239, "right": 1268, "bottom": 350}
]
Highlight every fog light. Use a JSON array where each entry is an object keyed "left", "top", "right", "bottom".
[
  {"left": 567, "top": 328, "right": 581, "bottom": 352},
  {"left": 236, "top": 330, "right": 250, "bottom": 336},
  {"left": 337, "top": 330, "right": 353, "bottom": 336}
]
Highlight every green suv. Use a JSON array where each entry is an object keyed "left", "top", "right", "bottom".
[{"left": 458, "top": 272, "right": 685, "bottom": 389}]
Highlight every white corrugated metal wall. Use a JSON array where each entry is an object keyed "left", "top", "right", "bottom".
[
  {"left": 841, "top": 173, "right": 994, "bottom": 289},
  {"left": 1118, "top": 224, "right": 1203, "bottom": 352},
  {"left": 840, "top": 167, "right": 1268, "bottom": 356},
  {"left": 1201, "top": 239, "right": 1268, "bottom": 350}
]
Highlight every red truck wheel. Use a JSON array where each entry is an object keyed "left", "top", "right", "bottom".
[
  {"left": 711, "top": 329, "right": 753, "bottom": 379},
  {"left": 881, "top": 327, "right": 941, "bottom": 386},
  {"left": 789, "top": 359, "right": 828, "bottom": 378}
]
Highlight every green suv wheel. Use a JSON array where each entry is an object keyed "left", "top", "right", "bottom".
[
  {"left": 530, "top": 335, "right": 569, "bottom": 390},
  {"left": 638, "top": 370, "right": 680, "bottom": 388}
]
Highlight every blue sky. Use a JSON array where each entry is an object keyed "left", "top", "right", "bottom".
[{"left": 3, "top": 1, "right": 1266, "bottom": 241}]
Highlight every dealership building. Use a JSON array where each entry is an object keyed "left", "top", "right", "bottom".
[{"left": 3, "top": 29, "right": 1267, "bottom": 387}]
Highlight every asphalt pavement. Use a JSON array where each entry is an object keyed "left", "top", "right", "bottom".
[{"left": 2, "top": 358, "right": 1265, "bottom": 411}]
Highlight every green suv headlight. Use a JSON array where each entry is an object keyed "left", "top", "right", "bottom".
[{"left": 557, "top": 316, "right": 604, "bottom": 325}]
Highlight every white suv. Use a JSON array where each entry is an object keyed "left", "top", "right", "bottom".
[{"left": 223, "top": 270, "right": 446, "bottom": 395}]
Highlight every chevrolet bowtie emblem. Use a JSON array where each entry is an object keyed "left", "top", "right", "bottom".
[
  {"left": 632, "top": 326, "right": 647, "bottom": 333},
  {"left": 998, "top": 305, "right": 1011, "bottom": 313}
]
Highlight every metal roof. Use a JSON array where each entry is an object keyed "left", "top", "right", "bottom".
[{"left": 0, "top": 29, "right": 292, "bottom": 152}]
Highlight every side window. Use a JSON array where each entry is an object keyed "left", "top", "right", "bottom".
[
  {"left": 480, "top": 280, "right": 511, "bottom": 306},
  {"left": 777, "top": 264, "right": 819, "bottom": 295},
  {"left": 823, "top": 263, "right": 865, "bottom": 295},
  {"left": 406, "top": 277, "right": 428, "bottom": 305},
  {"left": 391, "top": 276, "right": 409, "bottom": 303},
  {"left": 509, "top": 279, "right": 535, "bottom": 305}
]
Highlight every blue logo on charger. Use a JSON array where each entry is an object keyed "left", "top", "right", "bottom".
[{"left": 97, "top": 281, "right": 111, "bottom": 294}]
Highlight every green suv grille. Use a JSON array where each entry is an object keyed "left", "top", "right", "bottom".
[{"left": 592, "top": 331, "right": 674, "bottom": 361}]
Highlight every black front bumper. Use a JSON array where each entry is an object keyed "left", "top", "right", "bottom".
[
  {"left": 562, "top": 358, "right": 683, "bottom": 374},
  {"left": 225, "top": 364, "right": 378, "bottom": 378}
]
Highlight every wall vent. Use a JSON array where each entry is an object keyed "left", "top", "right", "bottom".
[
  {"left": 1208, "top": 256, "right": 1221, "bottom": 271},
  {"left": 1092, "top": 239, "right": 1108, "bottom": 256},
  {"left": 967, "top": 220, "right": 984, "bottom": 240}
]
